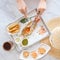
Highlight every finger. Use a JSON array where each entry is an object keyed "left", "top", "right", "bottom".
[
  {"left": 37, "top": 8, "right": 45, "bottom": 15},
  {"left": 37, "top": 0, "right": 46, "bottom": 15},
  {"left": 24, "top": 7, "right": 28, "bottom": 18},
  {"left": 19, "top": 7, "right": 26, "bottom": 14},
  {"left": 19, "top": 7, "right": 27, "bottom": 18}
]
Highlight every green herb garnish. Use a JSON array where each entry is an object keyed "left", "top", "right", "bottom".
[
  {"left": 20, "top": 15, "right": 36, "bottom": 23},
  {"left": 22, "top": 39, "right": 28, "bottom": 46},
  {"left": 20, "top": 18, "right": 28, "bottom": 23}
]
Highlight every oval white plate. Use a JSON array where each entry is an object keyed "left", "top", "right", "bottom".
[{"left": 19, "top": 43, "right": 51, "bottom": 60}]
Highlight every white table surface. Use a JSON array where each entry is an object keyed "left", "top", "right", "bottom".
[{"left": 0, "top": 0, "right": 60, "bottom": 60}]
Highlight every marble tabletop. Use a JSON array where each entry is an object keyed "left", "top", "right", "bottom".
[{"left": 0, "top": 0, "right": 60, "bottom": 60}]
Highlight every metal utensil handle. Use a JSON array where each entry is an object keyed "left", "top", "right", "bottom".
[
  {"left": 40, "top": 16, "right": 51, "bottom": 35},
  {"left": 35, "top": 8, "right": 51, "bottom": 35}
]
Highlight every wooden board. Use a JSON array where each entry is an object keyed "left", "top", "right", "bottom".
[{"left": 40, "top": 17, "right": 60, "bottom": 58}]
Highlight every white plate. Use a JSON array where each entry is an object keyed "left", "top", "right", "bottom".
[
  {"left": 19, "top": 43, "right": 51, "bottom": 60},
  {"left": 12, "top": 20, "right": 49, "bottom": 47},
  {"left": 6, "top": 9, "right": 49, "bottom": 49}
]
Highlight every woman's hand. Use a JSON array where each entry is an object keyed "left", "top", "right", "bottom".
[
  {"left": 37, "top": 0, "right": 46, "bottom": 15},
  {"left": 17, "top": 0, "right": 27, "bottom": 18}
]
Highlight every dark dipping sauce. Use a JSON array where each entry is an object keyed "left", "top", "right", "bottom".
[{"left": 3, "top": 42, "right": 11, "bottom": 51}]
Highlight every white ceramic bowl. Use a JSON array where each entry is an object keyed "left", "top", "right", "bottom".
[{"left": 49, "top": 27, "right": 60, "bottom": 49}]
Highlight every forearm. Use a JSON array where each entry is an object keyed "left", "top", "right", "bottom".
[
  {"left": 40, "top": 0, "right": 46, "bottom": 2},
  {"left": 17, "top": 0, "right": 26, "bottom": 9},
  {"left": 17, "top": 0, "right": 24, "bottom": 3},
  {"left": 16, "top": 0, "right": 27, "bottom": 17},
  {"left": 39, "top": 0, "right": 46, "bottom": 9}
]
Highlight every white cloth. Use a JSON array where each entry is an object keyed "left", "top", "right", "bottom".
[{"left": 0, "top": 0, "right": 60, "bottom": 60}]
